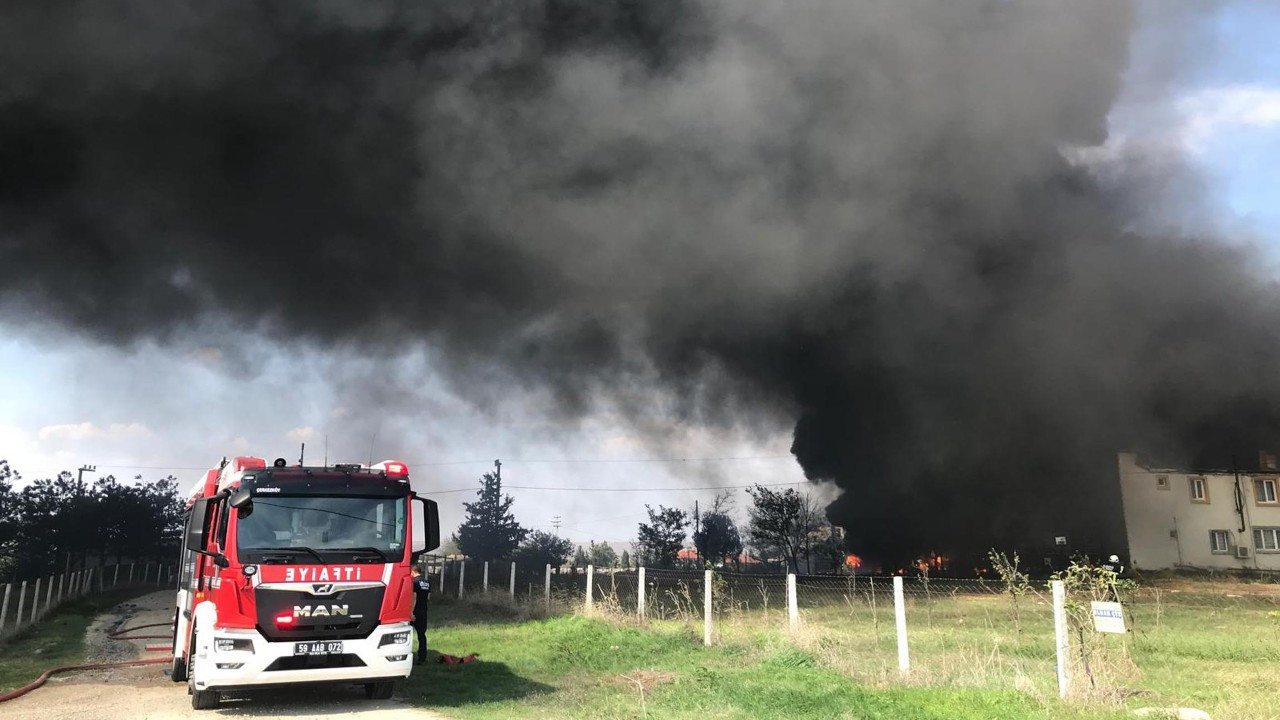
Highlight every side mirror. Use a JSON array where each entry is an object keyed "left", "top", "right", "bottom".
[
  {"left": 185, "top": 498, "right": 213, "bottom": 554},
  {"left": 230, "top": 487, "right": 252, "bottom": 509},
  {"left": 411, "top": 497, "right": 440, "bottom": 558}
]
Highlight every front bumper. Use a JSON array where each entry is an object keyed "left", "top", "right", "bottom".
[{"left": 193, "top": 623, "right": 414, "bottom": 691}]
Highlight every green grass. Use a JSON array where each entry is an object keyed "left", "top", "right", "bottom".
[
  {"left": 0, "top": 589, "right": 155, "bottom": 693},
  {"left": 401, "top": 585, "right": 1280, "bottom": 720},
  {"left": 400, "top": 597, "right": 1133, "bottom": 720}
]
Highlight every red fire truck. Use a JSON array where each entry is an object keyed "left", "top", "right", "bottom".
[{"left": 170, "top": 456, "right": 439, "bottom": 709}]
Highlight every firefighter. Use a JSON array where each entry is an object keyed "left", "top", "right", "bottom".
[{"left": 410, "top": 565, "right": 431, "bottom": 663}]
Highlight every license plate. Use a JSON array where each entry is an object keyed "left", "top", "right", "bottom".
[{"left": 293, "top": 641, "right": 343, "bottom": 656}]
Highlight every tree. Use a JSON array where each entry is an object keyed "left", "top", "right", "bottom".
[
  {"left": 454, "top": 472, "right": 528, "bottom": 562},
  {"left": 513, "top": 530, "right": 573, "bottom": 570},
  {"left": 744, "top": 485, "right": 823, "bottom": 573},
  {"left": 693, "top": 491, "right": 743, "bottom": 565},
  {"left": 572, "top": 544, "right": 589, "bottom": 571},
  {"left": 636, "top": 505, "right": 688, "bottom": 568},
  {"left": 588, "top": 540, "right": 617, "bottom": 568},
  {"left": 0, "top": 463, "right": 183, "bottom": 582},
  {"left": 694, "top": 512, "right": 743, "bottom": 566},
  {"left": 620, "top": 549, "right": 631, "bottom": 569}
]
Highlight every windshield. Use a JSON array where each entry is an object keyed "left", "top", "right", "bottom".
[{"left": 235, "top": 495, "right": 406, "bottom": 563}]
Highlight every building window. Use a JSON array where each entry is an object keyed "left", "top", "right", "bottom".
[
  {"left": 1156, "top": 475, "right": 1169, "bottom": 490},
  {"left": 1209, "top": 530, "right": 1231, "bottom": 554},
  {"left": 1255, "top": 527, "right": 1280, "bottom": 553},
  {"left": 1189, "top": 477, "right": 1209, "bottom": 503},
  {"left": 1255, "top": 478, "right": 1278, "bottom": 505}
]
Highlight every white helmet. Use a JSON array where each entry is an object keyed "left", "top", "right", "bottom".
[{"left": 1109, "top": 555, "right": 1119, "bottom": 563}]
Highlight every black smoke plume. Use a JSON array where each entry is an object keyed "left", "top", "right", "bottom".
[{"left": 3, "top": 1, "right": 1277, "bottom": 565}]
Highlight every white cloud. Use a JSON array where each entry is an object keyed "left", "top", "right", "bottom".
[
  {"left": 1176, "top": 85, "right": 1280, "bottom": 152},
  {"left": 1065, "top": 84, "right": 1280, "bottom": 168},
  {"left": 37, "top": 422, "right": 155, "bottom": 444},
  {"left": 285, "top": 427, "right": 319, "bottom": 443}
]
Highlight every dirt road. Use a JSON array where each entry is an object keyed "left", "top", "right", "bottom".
[{"left": 0, "top": 591, "right": 447, "bottom": 720}]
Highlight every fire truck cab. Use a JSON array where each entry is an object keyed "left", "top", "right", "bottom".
[{"left": 171, "top": 456, "right": 439, "bottom": 709}]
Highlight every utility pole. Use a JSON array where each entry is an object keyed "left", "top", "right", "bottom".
[
  {"left": 494, "top": 458, "right": 501, "bottom": 482},
  {"left": 74, "top": 465, "right": 96, "bottom": 573},
  {"left": 551, "top": 516, "right": 562, "bottom": 535},
  {"left": 693, "top": 500, "right": 700, "bottom": 563}
]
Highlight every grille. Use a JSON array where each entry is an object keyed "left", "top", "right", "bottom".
[{"left": 265, "top": 654, "right": 366, "bottom": 672}]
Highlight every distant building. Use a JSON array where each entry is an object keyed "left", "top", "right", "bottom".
[{"left": 1117, "top": 451, "right": 1280, "bottom": 572}]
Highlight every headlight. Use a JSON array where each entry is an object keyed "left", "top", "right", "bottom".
[
  {"left": 378, "top": 631, "right": 411, "bottom": 647},
  {"left": 214, "top": 638, "right": 254, "bottom": 653}
]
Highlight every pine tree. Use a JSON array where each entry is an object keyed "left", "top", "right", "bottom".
[
  {"left": 620, "top": 549, "right": 631, "bottom": 569},
  {"left": 454, "top": 472, "right": 528, "bottom": 562}
]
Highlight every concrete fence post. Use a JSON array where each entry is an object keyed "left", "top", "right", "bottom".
[
  {"left": 16, "top": 581, "right": 27, "bottom": 629},
  {"left": 786, "top": 573, "right": 798, "bottom": 632},
  {"left": 585, "top": 565, "right": 595, "bottom": 615},
  {"left": 30, "top": 579, "right": 41, "bottom": 623},
  {"left": 1053, "top": 580, "right": 1070, "bottom": 699},
  {"left": 509, "top": 562, "right": 516, "bottom": 599},
  {"left": 637, "top": 567, "right": 646, "bottom": 621},
  {"left": 438, "top": 560, "right": 446, "bottom": 596},
  {"left": 70, "top": 571, "right": 79, "bottom": 597},
  {"left": 703, "top": 570, "right": 713, "bottom": 646},
  {"left": 458, "top": 561, "right": 466, "bottom": 599},
  {"left": 127, "top": 563, "right": 134, "bottom": 585},
  {"left": 894, "top": 576, "right": 910, "bottom": 675},
  {"left": 544, "top": 564, "right": 551, "bottom": 611},
  {"left": 56, "top": 574, "right": 64, "bottom": 603},
  {"left": 43, "top": 576, "right": 53, "bottom": 617},
  {"left": 483, "top": 561, "right": 489, "bottom": 593},
  {"left": 1, "top": 583, "right": 11, "bottom": 632},
  {"left": 85, "top": 569, "right": 94, "bottom": 596},
  {"left": 113, "top": 564, "right": 121, "bottom": 587}
]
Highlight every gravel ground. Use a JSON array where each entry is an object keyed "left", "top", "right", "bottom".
[{"left": 0, "top": 591, "right": 447, "bottom": 720}]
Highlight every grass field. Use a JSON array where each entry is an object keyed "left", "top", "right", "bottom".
[
  {"left": 404, "top": 579, "right": 1280, "bottom": 720},
  {"left": 0, "top": 589, "right": 152, "bottom": 693}
]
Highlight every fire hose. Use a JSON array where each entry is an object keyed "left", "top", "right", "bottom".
[{"left": 0, "top": 622, "right": 173, "bottom": 703}]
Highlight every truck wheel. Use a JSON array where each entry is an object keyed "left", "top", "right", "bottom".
[
  {"left": 365, "top": 681, "right": 394, "bottom": 700},
  {"left": 191, "top": 687, "right": 220, "bottom": 710}
]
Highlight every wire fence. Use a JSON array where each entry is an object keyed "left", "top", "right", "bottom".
[
  {"left": 0, "top": 561, "right": 178, "bottom": 639},
  {"left": 431, "top": 561, "right": 1280, "bottom": 702}
]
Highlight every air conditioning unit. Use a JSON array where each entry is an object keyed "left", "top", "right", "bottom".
[{"left": 1235, "top": 546, "right": 1251, "bottom": 559}]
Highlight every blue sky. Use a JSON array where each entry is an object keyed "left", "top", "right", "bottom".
[
  {"left": 1166, "top": 2, "right": 1280, "bottom": 243},
  {"left": 2, "top": 3, "right": 1279, "bottom": 542}
]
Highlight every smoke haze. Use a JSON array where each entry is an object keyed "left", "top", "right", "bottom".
[{"left": 4, "top": 1, "right": 1278, "bottom": 562}]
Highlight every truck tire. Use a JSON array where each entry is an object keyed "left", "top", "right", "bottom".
[
  {"left": 365, "top": 681, "right": 394, "bottom": 700},
  {"left": 191, "top": 687, "right": 220, "bottom": 710}
]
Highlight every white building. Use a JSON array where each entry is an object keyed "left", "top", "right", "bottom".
[{"left": 1117, "top": 451, "right": 1280, "bottom": 572}]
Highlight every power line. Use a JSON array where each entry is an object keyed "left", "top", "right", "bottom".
[
  {"left": 93, "top": 454, "right": 795, "bottom": 472},
  {"left": 408, "top": 455, "right": 794, "bottom": 466},
  {"left": 419, "top": 480, "right": 807, "bottom": 495}
]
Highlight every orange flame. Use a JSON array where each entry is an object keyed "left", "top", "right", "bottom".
[{"left": 844, "top": 554, "right": 863, "bottom": 568}]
